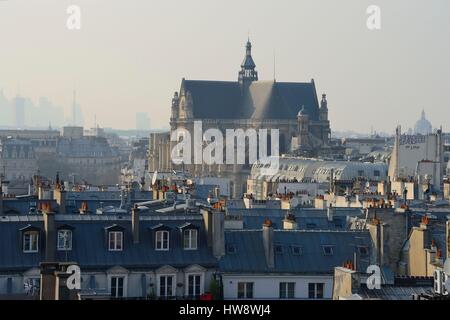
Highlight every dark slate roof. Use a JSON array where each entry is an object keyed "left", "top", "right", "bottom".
[
  {"left": 226, "top": 207, "right": 365, "bottom": 231},
  {"left": 2, "top": 198, "right": 58, "bottom": 215},
  {"left": 56, "top": 136, "right": 119, "bottom": 158},
  {"left": 181, "top": 79, "right": 319, "bottom": 120},
  {"left": 220, "top": 230, "right": 372, "bottom": 274},
  {"left": 239, "top": 215, "right": 348, "bottom": 231},
  {"left": 357, "top": 284, "right": 433, "bottom": 300},
  {"left": 192, "top": 184, "right": 219, "bottom": 200},
  {"left": 0, "top": 214, "right": 217, "bottom": 272}
]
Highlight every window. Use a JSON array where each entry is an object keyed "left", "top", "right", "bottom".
[
  {"left": 183, "top": 229, "right": 197, "bottom": 250},
  {"left": 237, "top": 282, "right": 253, "bottom": 299},
  {"left": 322, "top": 245, "right": 334, "bottom": 256},
  {"left": 156, "top": 230, "right": 169, "bottom": 250},
  {"left": 159, "top": 275, "right": 174, "bottom": 298},
  {"left": 57, "top": 230, "right": 72, "bottom": 251},
  {"left": 187, "top": 274, "right": 202, "bottom": 299},
  {"left": 108, "top": 231, "right": 123, "bottom": 251},
  {"left": 374, "top": 170, "right": 380, "bottom": 177},
  {"left": 227, "top": 244, "right": 237, "bottom": 254},
  {"left": 110, "top": 276, "right": 124, "bottom": 298},
  {"left": 23, "top": 231, "right": 39, "bottom": 253},
  {"left": 358, "top": 246, "right": 369, "bottom": 256},
  {"left": 291, "top": 245, "right": 302, "bottom": 256},
  {"left": 279, "top": 282, "right": 295, "bottom": 299},
  {"left": 308, "top": 283, "right": 324, "bottom": 299},
  {"left": 23, "top": 278, "right": 40, "bottom": 296},
  {"left": 275, "top": 244, "right": 284, "bottom": 254}
]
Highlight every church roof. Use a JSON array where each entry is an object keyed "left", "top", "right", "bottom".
[{"left": 181, "top": 79, "right": 320, "bottom": 120}]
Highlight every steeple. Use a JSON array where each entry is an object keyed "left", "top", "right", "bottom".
[{"left": 238, "top": 39, "right": 258, "bottom": 84}]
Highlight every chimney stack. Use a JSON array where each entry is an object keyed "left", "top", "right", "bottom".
[
  {"left": 0, "top": 183, "right": 3, "bottom": 216},
  {"left": 132, "top": 204, "right": 140, "bottom": 244},
  {"left": 202, "top": 208, "right": 225, "bottom": 258},
  {"left": 212, "top": 210, "right": 225, "bottom": 258},
  {"left": 54, "top": 187, "right": 66, "bottom": 214},
  {"left": 43, "top": 203, "right": 56, "bottom": 262},
  {"left": 262, "top": 219, "right": 275, "bottom": 269},
  {"left": 327, "top": 204, "right": 334, "bottom": 222},
  {"left": 283, "top": 212, "right": 297, "bottom": 230}
]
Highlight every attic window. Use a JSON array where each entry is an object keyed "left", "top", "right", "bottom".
[
  {"left": 275, "top": 244, "right": 284, "bottom": 255},
  {"left": 227, "top": 244, "right": 237, "bottom": 254},
  {"left": 358, "top": 246, "right": 369, "bottom": 256},
  {"left": 23, "top": 231, "right": 39, "bottom": 253},
  {"left": 291, "top": 245, "right": 302, "bottom": 256},
  {"left": 322, "top": 245, "right": 334, "bottom": 256}
]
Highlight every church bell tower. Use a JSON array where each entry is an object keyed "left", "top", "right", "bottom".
[{"left": 238, "top": 39, "right": 258, "bottom": 84}]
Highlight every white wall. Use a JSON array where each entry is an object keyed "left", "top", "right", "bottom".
[{"left": 222, "top": 274, "right": 333, "bottom": 300}]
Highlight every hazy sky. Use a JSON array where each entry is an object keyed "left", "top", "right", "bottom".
[{"left": 0, "top": 0, "right": 449, "bottom": 133}]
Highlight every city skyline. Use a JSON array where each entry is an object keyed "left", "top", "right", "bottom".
[{"left": 0, "top": 0, "right": 449, "bottom": 133}]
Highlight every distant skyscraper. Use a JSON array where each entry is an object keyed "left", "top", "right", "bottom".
[
  {"left": 14, "top": 96, "right": 25, "bottom": 128},
  {"left": 136, "top": 112, "right": 150, "bottom": 131},
  {"left": 71, "top": 90, "right": 84, "bottom": 127}
]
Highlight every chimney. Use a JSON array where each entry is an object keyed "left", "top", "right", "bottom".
[
  {"left": 43, "top": 204, "right": 56, "bottom": 262},
  {"left": 0, "top": 183, "right": 3, "bottom": 216},
  {"left": 446, "top": 220, "right": 450, "bottom": 260},
  {"left": 54, "top": 187, "right": 66, "bottom": 214},
  {"left": 212, "top": 210, "right": 225, "bottom": 258},
  {"left": 327, "top": 204, "right": 334, "bottom": 222},
  {"left": 332, "top": 266, "right": 361, "bottom": 300},
  {"left": 262, "top": 219, "right": 275, "bottom": 269},
  {"left": 40, "top": 262, "right": 59, "bottom": 300},
  {"left": 283, "top": 212, "right": 297, "bottom": 230},
  {"left": 79, "top": 201, "right": 88, "bottom": 214},
  {"left": 132, "top": 204, "right": 140, "bottom": 244},
  {"left": 202, "top": 208, "right": 225, "bottom": 258}
]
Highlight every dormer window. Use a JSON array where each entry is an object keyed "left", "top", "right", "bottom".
[
  {"left": 183, "top": 229, "right": 198, "bottom": 250},
  {"left": 57, "top": 230, "right": 73, "bottom": 251},
  {"left": 156, "top": 231, "right": 169, "bottom": 251},
  {"left": 275, "top": 244, "right": 284, "bottom": 255},
  {"left": 322, "top": 245, "right": 334, "bottom": 256},
  {"left": 105, "top": 224, "right": 125, "bottom": 251},
  {"left": 358, "top": 246, "right": 369, "bottom": 256},
  {"left": 109, "top": 231, "right": 123, "bottom": 251},
  {"left": 291, "top": 245, "right": 302, "bottom": 256},
  {"left": 23, "top": 231, "right": 39, "bottom": 253},
  {"left": 226, "top": 244, "right": 237, "bottom": 254}
]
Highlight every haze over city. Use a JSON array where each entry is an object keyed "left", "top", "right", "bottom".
[{"left": 0, "top": 0, "right": 449, "bottom": 133}]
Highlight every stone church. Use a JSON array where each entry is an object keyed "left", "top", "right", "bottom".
[{"left": 149, "top": 40, "right": 331, "bottom": 197}]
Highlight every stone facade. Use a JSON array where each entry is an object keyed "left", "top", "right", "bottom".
[{"left": 0, "top": 138, "right": 37, "bottom": 182}]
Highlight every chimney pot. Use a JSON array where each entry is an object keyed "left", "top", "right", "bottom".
[{"left": 132, "top": 205, "right": 140, "bottom": 244}]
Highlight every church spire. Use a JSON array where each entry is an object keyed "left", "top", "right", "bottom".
[{"left": 238, "top": 39, "right": 258, "bottom": 84}]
